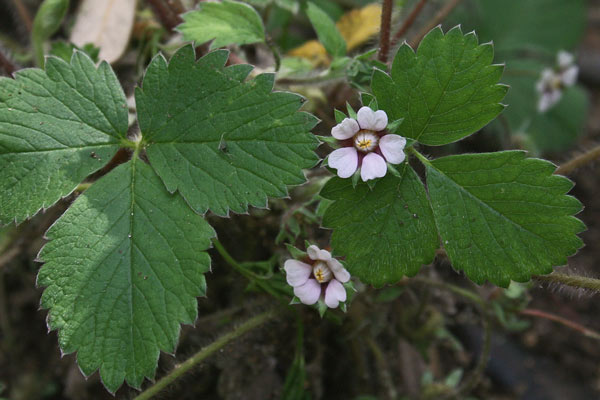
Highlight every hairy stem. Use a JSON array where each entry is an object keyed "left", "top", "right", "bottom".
[
  {"left": 520, "top": 308, "right": 600, "bottom": 340},
  {"left": 409, "top": 0, "right": 463, "bottom": 48},
  {"left": 378, "top": 0, "right": 393, "bottom": 63},
  {"left": 555, "top": 144, "right": 600, "bottom": 176},
  {"left": 133, "top": 309, "right": 280, "bottom": 400},
  {"left": 390, "top": 0, "right": 427, "bottom": 48},
  {"left": 533, "top": 272, "right": 600, "bottom": 292},
  {"left": 407, "top": 146, "right": 433, "bottom": 166}
]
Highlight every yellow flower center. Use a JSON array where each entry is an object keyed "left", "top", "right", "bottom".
[
  {"left": 312, "top": 261, "right": 332, "bottom": 283},
  {"left": 354, "top": 131, "right": 379, "bottom": 152}
]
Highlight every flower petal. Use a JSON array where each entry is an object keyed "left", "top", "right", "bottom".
[
  {"left": 557, "top": 50, "right": 574, "bottom": 68},
  {"left": 561, "top": 66, "right": 578, "bottom": 86},
  {"left": 379, "top": 134, "right": 406, "bottom": 164},
  {"left": 324, "top": 279, "right": 347, "bottom": 308},
  {"left": 328, "top": 147, "right": 358, "bottom": 179},
  {"left": 538, "top": 90, "right": 561, "bottom": 112},
  {"left": 307, "top": 244, "right": 331, "bottom": 261},
  {"left": 331, "top": 118, "right": 360, "bottom": 140},
  {"left": 328, "top": 258, "right": 350, "bottom": 283},
  {"left": 360, "top": 153, "right": 387, "bottom": 181},
  {"left": 357, "top": 106, "right": 388, "bottom": 131},
  {"left": 284, "top": 259, "right": 312, "bottom": 287},
  {"left": 294, "top": 279, "right": 321, "bottom": 305}
]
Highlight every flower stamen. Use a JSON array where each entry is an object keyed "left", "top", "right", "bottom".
[
  {"left": 354, "top": 131, "right": 379, "bottom": 152},
  {"left": 312, "top": 261, "right": 332, "bottom": 283}
]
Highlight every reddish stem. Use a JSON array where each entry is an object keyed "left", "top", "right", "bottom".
[
  {"left": 146, "top": 0, "right": 182, "bottom": 32},
  {"left": 520, "top": 308, "right": 600, "bottom": 340},
  {"left": 378, "top": 0, "right": 393, "bottom": 63},
  {"left": 390, "top": 0, "right": 427, "bottom": 49},
  {"left": 409, "top": 0, "right": 463, "bottom": 48}
]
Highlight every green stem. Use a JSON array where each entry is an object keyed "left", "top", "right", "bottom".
[
  {"left": 407, "top": 146, "right": 432, "bottom": 166},
  {"left": 133, "top": 309, "right": 279, "bottom": 400},
  {"left": 533, "top": 272, "right": 600, "bottom": 292},
  {"left": 266, "top": 35, "right": 281, "bottom": 72},
  {"left": 406, "top": 277, "right": 491, "bottom": 398},
  {"left": 211, "top": 238, "right": 282, "bottom": 298}
]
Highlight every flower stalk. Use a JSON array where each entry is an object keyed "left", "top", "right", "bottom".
[{"left": 133, "top": 309, "right": 280, "bottom": 400}]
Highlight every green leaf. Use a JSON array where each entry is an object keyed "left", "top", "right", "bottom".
[
  {"left": 178, "top": 0, "right": 265, "bottom": 49},
  {"left": 453, "top": 0, "right": 585, "bottom": 58},
  {"left": 37, "top": 157, "right": 215, "bottom": 392},
  {"left": 304, "top": 1, "right": 346, "bottom": 58},
  {"left": 32, "top": 0, "right": 70, "bottom": 66},
  {"left": 136, "top": 46, "right": 319, "bottom": 216},
  {"left": 426, "top": 151, "right": 584, "bottom": 287},
  {"left": 321, "top": 165, "right": 438, "bottom": 286},
  {"left": 0, "top": 52, "right": 128, "bottom": 225},
  {"left": 50, "top": 41, "right": 100, "bottom": 63},
  {"left": 372, "top": 26, "right": 508, "bottom": 146}
]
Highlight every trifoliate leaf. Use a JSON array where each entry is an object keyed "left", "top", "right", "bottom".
[
  {"left": 178, "top": 0, "right": 266, "bottom": 49},
  {"left": 0, "top": 52, "right": 128, "bottom": 225},
  {"left": 136, "top": 46, "right": 319, "bottom": 216},
  {"left": 305, "top": 1, "right": 346, "bottom": 58},
  {"left": 321, "top": 165, "right": 438, "bottom": 286},
  {"left": 372, "top": 26, "right": 508, "bottom": 146},
  {"left": 426, "top": 151, "right": 584, "bottom": 287},
  {"left": 37, "top": 157, "right": 215, "bottom": 392}
]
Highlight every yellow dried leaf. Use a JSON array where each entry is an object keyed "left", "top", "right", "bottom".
[
  {"left": 338, "top": 3, "right": 382, "bottom": 51},
  {"left": 287, "top": 3, "right": 382, "bottom": 66}
]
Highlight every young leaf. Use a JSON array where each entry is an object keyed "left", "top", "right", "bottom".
[
  {"left": 372, "top": 26, "right": 508, "bottom": 146},
  {"left": 0, "top": 52, "right": 128, "bottom": 225},
  {"left": 136, "top": 46, "right": 319, "bottom": 216},
  {"left": 178, "top": 0, "right": 266, "bottom": 49},
  {"left": 32, "top": 0, "right": 70, "bottom": 66},
  {"left": 321, "top": 165, "right": 438, "bottom": 286},
  {"left": 426, "top": 151, "right": 584, "bottom": 287},
  {"left": 305, "top": 1, "right": 346, "bottom": 58},
  {"left": 37, "top": 157, "right": 215, "bottom": 392}
]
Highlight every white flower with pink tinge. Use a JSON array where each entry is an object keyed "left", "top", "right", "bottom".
[
  {"left": 536, "top": 51, "right": 579, "bottom": 112},
  {"left": 328, "top": 106, "right": 406, "bottom": 182},
  {"left": 284, "top": 245, "right": 350, "bottom": 308}
]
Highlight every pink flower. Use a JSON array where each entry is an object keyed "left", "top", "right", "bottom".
[
  {"left": 284, "top": 245, "right": 350, "bottom": 309},
  {"left": 328, "top": 106, "right": 406, "bottom": 182}
]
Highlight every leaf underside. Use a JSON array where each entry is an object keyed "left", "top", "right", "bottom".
[
  {"left": 426, "top": 151, "right": 584, "bottom": 286},
  {"left": 0, "top": 52, "right": 127, "bottom": 224},
  {"left": 372, "top": 25, "right": 508, "bottom": 146},
  {"left": 136, "top": 45, "right": 319, "bottom": 216},
  {"left": 38, "top": 158, "right": 215, "bottom": 392},
  {"left": 321, "top": 164, "right": 439, "bottom": 286}
]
